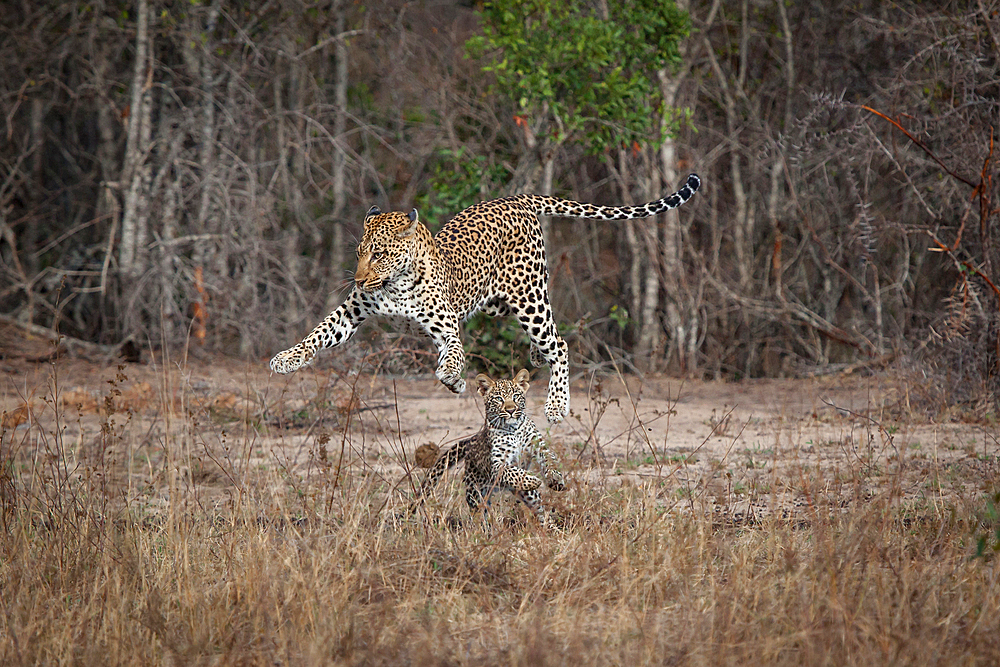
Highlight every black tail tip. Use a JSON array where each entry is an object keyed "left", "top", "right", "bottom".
[{"left": 685, "top": 173, "right": 701, "bottom": 192}]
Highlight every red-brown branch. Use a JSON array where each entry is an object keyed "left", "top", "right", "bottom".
[{"left": 861, "top": 105, "right": 977, "bottom": 188}]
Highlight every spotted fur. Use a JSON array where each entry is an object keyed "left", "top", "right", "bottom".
[
  {"left": 408, "top": 369, "right": 564, "bottom": 528},
  {"left": 270, "top": 174, "right": 701, "bottom": 423}
]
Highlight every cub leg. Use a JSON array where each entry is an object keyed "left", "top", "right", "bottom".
[
  {"left": 525, "top": 429, "right": 566, "bottom": 491},
  {"left": 491, "top": 463, "right": 542, "bottom": 492},
  {"left": 465, "top": 481, "right": 491, "bottom": 514},
  {"left": 514, "top": 489, "right": 558, "bottom": 529}
]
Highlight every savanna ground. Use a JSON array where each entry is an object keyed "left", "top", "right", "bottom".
[{"left": 2, "top": 322, "right": 1000, "bottom": 665}]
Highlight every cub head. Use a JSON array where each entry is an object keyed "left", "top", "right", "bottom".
[
  {"left": 354, "top": 206, "right": 423, "bottom": 291},
  {"left": 476, "top": 369, "right": 531, "bottom": 430}
]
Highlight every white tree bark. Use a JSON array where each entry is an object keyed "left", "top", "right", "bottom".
[
  {"left": 614, "top": 149, "right": 643, "bottom": 347},
  {"left": 194, "top": 0, "right": 222, "bottom": 278},
  {"left": 330, "top": 0, "right": 349, "bottom": 297},
  {"left": 119, "top": 0, "right": 152, "bottom": 279},
  {"left": 540, "top": 152, "right": 555, "bottom": 247},
  {"left": 769, "top": 0, "right": 793, "bottom": 301},
  {"left": 703, "top": 0, "right": 753, "bottom": 290},
  {"left": 653, "top": 0, "right": 713, "bottom": 373},
  {"left": 636, "top": 148, "right": 664, "bottom": 370}
]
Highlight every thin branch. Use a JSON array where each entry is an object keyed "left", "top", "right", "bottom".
[{"left": 860, "top": 104, "right": 977, "bottom": 188}]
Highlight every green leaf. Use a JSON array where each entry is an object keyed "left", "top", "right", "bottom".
[{"left": 466, "top": 0, "right": 691, "bottom": 154}]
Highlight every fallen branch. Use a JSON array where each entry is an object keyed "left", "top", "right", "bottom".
[{"left": 0, "top": 313, "right": 119, "bottom": 360}]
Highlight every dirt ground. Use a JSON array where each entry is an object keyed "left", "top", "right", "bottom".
[{"left": 2, "top": 321, "right": 997, "bottom": 522}]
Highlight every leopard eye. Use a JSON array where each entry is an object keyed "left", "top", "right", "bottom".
[{"left": 371, "top": 251, "right": 384, "bottom": 262}]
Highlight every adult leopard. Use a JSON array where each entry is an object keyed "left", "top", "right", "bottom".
[
  {"left": 408, "top": 369, "right": 565, "bottom": 528},
  {"left": 270, "top": 174, "right": 701, "bottom": 423}
]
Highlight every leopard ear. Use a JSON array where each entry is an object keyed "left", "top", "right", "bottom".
[
  {"left": 396, "top": 209, "right": 419, "bottom": 239},
  {"left": 476, "top": 373, "right": 495, "bottom": 396},
  {"left": 366, "top": 205, "right": 381, "bottom": 219},
  {"left": 514, "top": 369, "right": 530, "bottom": 391}
]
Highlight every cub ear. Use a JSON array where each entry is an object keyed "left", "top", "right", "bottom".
[
  {"left": 476, "top": 373, "right": 495, "bottom": 397},
  {"left": 396, "top": 209, "right": 419, "bottom": 239},
  {"left": 514, "top": 369, "right": 530, "bottom": 391},
  {"left": 366, "top": 205, "right": 381, "bottom": 218}
]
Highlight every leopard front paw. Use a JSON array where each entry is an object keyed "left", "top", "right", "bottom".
[
  {"left": 530, "top": 344, "right": 547, "bottom": 368},
  {"left": 269, "top": 344, "right": 315, "bottom": 375},
  {"left": 544, "top": 396, "right": 568, "bottom": 424},
  {"left": 435, "top": 366, "right": 467, "bottom": 394}
]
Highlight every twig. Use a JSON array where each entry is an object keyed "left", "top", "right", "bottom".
[{"left": 860, "top": 105, "right": 977, "bottom": 188}]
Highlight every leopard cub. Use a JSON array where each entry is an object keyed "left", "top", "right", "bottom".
[{"left": 409, "top": 369, "right": 565, "bottom": 528}]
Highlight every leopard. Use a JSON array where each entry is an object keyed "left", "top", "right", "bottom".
[
  {"left": 407, "top": 369, "right": 565, "bottom": 528},
  {"left": 269, "top": 173, "right": 701, "bottom": 423}
]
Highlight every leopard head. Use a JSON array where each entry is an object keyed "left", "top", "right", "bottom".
[
  {"left": 477, "top": 369, "right": 531, "bottom": 431},
  {"left": 354, "top": 206, "right": 422, "bottom": 291}
]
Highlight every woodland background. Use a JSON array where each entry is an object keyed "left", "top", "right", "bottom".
[{"left": 1, "top": 0, "right": 998, "bottom": 412}]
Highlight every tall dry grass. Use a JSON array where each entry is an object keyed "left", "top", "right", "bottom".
[{"left": 1, "top": 358, "right": 999, "bottom": 665}]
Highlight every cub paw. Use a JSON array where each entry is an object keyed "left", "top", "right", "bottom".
[
  {"left": 270, "top": 346, "right": 312, "bottom": 375},
  {"left": 546, "top": 475, "right": 566, "bottom": 492},
  {"left": 522, "top": 473, "right": 543, "bottom": 491},
  {"left": 540, "top": 513, "right": 564, "bottom": 531}
]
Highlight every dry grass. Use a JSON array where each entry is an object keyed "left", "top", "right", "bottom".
[{"left": 2, "top": 358, "right": 1000, "bottom": 666}]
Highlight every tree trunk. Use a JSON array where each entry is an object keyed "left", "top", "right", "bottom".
[
  {"left": 635, "top": 148, "right": 663, "bottom": 371},
  {"left": 329, "top": 0, "right": 349, "bottom": 309},
  {"left": 539, "top": 151, "right": 555, "bottom": 249},
  {"left": 194, "top": 0, "right": 221, "bottom": 276},
  {"left": 654, "top": 0, "right": 712, "bottom": 374},
  {"left": 119, "top": 0, "right": 152, "bottom": 280},
  {"left": 703, "top": 0, "right": 753, "bottom": 291}
]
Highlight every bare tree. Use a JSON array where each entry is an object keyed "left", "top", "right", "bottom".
[{"left": 0, "top": 0, "right": 994, "bottom": 411}]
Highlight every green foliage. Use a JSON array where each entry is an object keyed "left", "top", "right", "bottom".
[
  {"left": 347, "top": 82, "right": 375, "bottom": 112},
  {"left": 974, "top": 490, "right": 1000, "bottom": 560},
  {"left": 466, "top": 0, "right": 690, "bottom": 153},
  {"left": 608, "top": 304, "right": 631, "bottom": 331},
  {"left": 414, "top": 147, "right": 508, "bottom": 231},
  {"left": 464, "top": 312, "right": 530, "bottom": 376}
]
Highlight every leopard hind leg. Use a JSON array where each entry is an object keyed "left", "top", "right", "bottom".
[{"left": 508, "top": 297, "right": 570, "bottom": 424}]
